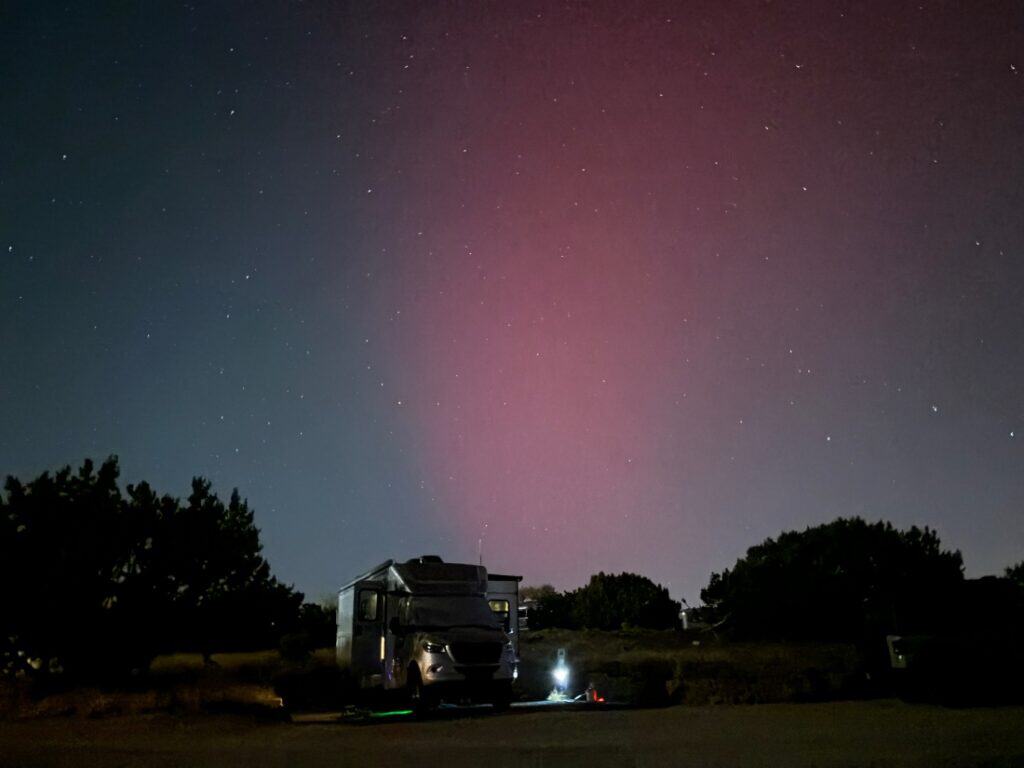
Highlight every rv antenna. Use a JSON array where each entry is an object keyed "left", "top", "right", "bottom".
[{"left": 478, "top": 521, "right": 488, "bottom": 566}]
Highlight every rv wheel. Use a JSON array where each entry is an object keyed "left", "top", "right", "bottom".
[
  {"left": 407, "top": 667, "right": 435, "bottom": 717},
  {"left": 491, "top": 681, "right": 513, "bottom": 712}
]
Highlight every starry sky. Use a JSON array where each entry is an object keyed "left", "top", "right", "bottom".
[{"left": 3, "top": 1, "right": 1023, "bottom": 603}]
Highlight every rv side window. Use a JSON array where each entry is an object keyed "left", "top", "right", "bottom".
[
  {"left": 357, "top": 590, "right": 380, "bottom": 622},
  {"left": 398, "top": 596, "right": 411, "bottom": 626},
  {"left": 488, "top": 599, "right": 511, "bottom": 632}
]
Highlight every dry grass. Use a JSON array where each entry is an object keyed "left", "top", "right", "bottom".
[
  {"left": 517, "top": 629, "right": 866, "bottom": 705},
  {"left": 0, "top": 679, "right": 284, "bottom": 720},
  {"left": 1, "top": 634, "right": 867, "bottom": 718},
  {"left": 0, "top": 649, "right": 315, "bottom": 721}
]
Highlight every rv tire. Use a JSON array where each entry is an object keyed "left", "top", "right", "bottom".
[
  {"left": 491, "top": 681, "right": 513, "bottom": 712},
  {"left": 407, "top": 666, "right": 435, "bottom": 717}
]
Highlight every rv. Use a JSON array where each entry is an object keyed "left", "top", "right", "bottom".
[{"left": 336, "top": 556, "right": 521, "bottom": 712}]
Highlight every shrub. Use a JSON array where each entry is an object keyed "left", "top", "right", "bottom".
[
  {"left": 700, "top": 518, "right": 964, "bottom": 642},
  {"left": 0, "top": 457, "right": 303, "bottom": 681},
  {"left": 524, "top": 573, "right": 680, "bottom": 631},
  {"left": 572, "top": 572, "right": 680, "bottom": 630}
]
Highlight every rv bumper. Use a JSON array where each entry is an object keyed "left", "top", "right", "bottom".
[{"left": 420, "top": 658, "right": 515, "bottom": 686}]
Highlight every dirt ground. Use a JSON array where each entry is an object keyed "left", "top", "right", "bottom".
[{"left": 2, "top": 700, "right": 1024, "bottom": 768}]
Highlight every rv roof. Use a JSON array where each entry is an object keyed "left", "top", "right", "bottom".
[
  {"left": 487, "top": 573, "right": 523, "bottom": 582},
  {"left": 338, "top": 559, "right": 394, "bottom": 591},
  {"left": 393, "top": 560, "right": 487, "bottom": 594},
  {"left": 339, "top": 558, "right": 492, "bottom": 593}
]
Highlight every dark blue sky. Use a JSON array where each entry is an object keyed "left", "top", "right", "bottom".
[{"left": 3, "top": 1, "right": 1023, "bottom": 603}]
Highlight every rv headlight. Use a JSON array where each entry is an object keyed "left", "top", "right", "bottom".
[{"left": 422, "top": 639, "right": 446, "bottom": 654}]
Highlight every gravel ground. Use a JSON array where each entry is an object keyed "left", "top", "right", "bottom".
[{"left": 2, "top": 699, "right": 1024, "bottom": 768}]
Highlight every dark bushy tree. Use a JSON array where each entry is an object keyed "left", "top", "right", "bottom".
[
  {"left": 280, "top": 600, "right": 337, "bottom": 660},
  {"left": 572, "top": 572, "right": 680, "bottom": 630},
  {"left": 0, "top": 459, "right": 126, "bottom": 677},
  {"left": 529, "top": 588, "right": 577, "bottom": 630},
  {"left": 524, "top": 574, "right": 680, "bottom": 631},
  {"left": 163, "top": 481, "right": 302, "bottom": 660},
  {"left": 520, "top": 584, "right": 557, "bottom": 602},
  {"left": 699, "top": 517, "right": 964, "bottom": 641},
  {"left": 1006, "top": 561, "right": 1024, "bottom": 590},
  {"left": 0, "top": 457, "right": 303, "bottom": 680}
]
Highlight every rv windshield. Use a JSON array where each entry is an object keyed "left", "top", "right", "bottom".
[{"left": 401, "top": 595, "right": 500, "bottom": 630}]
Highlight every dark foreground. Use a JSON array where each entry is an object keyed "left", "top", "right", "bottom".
[{"left": 2, "top": 700, "right": 1023, "bottom": 768}]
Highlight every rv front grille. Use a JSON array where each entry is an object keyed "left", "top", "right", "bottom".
[{"left": 447, "top": 641, "right": 502, "bottom": 665}]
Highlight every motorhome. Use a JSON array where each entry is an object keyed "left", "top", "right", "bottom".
[{"left": 336, "top": 556, "right": 521, "bottom": 711}]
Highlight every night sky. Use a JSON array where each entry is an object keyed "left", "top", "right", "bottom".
[{"left": 3, "top": 1, "right": 1023, "bottom": 603}]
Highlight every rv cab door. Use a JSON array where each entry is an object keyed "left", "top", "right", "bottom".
[{"left": 352, "top": 581, "right": 385, "bottom": 686}]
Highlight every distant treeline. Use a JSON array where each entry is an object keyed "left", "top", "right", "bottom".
[
  {"left": 0, "top": 457, "right": 332, "bottom": 681},
  {"left": 522, "top": 573, "right": 681, "bottom": 631},
  {"left": 3, "top": 457, "right": 1023, "bottom": 685},
  {"left": 525, "top": 519, "right": 1024, "bottom": 645}
]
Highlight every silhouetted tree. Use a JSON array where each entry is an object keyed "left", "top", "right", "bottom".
[
  {"left": 572, "top": 572, "right": 680, "bottom": 630},
  {"left": 1006, "top": 561, "right": 1024, "bottom": 590},
  {"left": 303, "top": 599, "right": 338, "bottom": 648},
  {"left": 161, "top": 480, "right": 302, "bottom": 661},
  {"left": 523, "top": 575, "right": 680, "bottom": 631},
  {"left": 699, "top": 517, "right": 964, "bottom": 642},
  {"left": 520, "top": 584, "right": 557, "bottom": 602},
  {"left": 279, "top": 597, "right": 337, "bottom": 660},
  {"left": 108, "top": 479, "right": 181, "bottom": 670},
  {"left": 0, "top": 459, "right": 126, "bottom": 678},
  {"left": 529, "top": 588, "right": 577, "bottom": 630},
  {"left": 0, "top": 457, "right": 303, "bottom": 680}
]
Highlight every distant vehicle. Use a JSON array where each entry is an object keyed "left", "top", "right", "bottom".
[
  {"left": 518, "top": 599, "right": 533, "bottom": 632},
  {"left": 883, "top": 577, "right": 1024, "bottom": 704},
  {"left": 336, "top": 555, "right": 521, "bottom": 712},
  {"left": 485, "top": 572, "right": 523, "bottom": 654}
]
